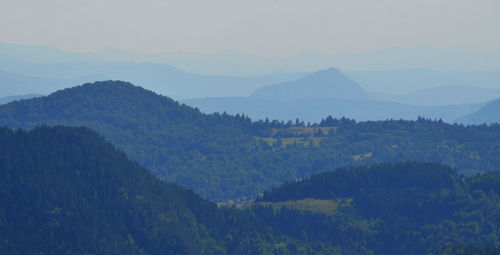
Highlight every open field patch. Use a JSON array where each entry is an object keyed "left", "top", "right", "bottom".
[{"left": 256, "top": 198, "right": 352, "bottom": 216}]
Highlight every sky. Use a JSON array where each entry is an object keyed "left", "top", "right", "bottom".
[{"left": 1, "top": 0, "right": 500, "bottom": 57}]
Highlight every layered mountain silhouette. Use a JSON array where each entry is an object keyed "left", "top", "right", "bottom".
[
  {"left": 0, "top": 52, "right": 303, "bottom": 99},
  {"left": 186, "top": 68, "right": 484, "bottom": 122},
  {"left": 0, "top": 93, "right": 41, "bottom": 105},
  {"left": 1, "top": 81, "right": 499, "bottom": 201},
  {"left": 346, "top": 69, "right": 500, "bottom": 95},
  {"left": 250, "top": 68, "right": 369, "bottom": 100},
  {"left": 184, "top": 97, "right": 483, "bottom": 123},
  {"left": 0, "top": 126, "right": 327, "bottom": 254},
  {"left": 373, "top": 85, "right": 500, "bottom": 106},
  {"left": 457, "top": 99, "right": 500, "bottom": 124}
]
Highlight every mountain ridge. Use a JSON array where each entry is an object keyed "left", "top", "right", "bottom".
[
  {"left": 457, "top": 98, "right": 500, "bottom": 124},
  {"left": 1, "top": 80, "right": 500, "bottom": 201},
  {"left": 250, "top": 68, "right": 370, "bottom": 101}
]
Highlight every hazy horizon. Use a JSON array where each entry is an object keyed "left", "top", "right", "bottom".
[{"left": 2, "top": 0, "right": 500, "bottom": 57}]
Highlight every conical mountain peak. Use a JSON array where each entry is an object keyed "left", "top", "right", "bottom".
[{"left": 250, "top": 67, "right": 369, "bottom": 100}]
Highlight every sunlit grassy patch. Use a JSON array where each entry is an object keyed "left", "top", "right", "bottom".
[{"left": 256, "top": 198, "right": 352, "bottom": 216}]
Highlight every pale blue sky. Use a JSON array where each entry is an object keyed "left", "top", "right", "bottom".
[{"left": 1, "top": 0, "right": 499, "bottom": 56}]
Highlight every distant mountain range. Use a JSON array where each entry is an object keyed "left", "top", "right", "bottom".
[
  {"left": 372, "top": 85, "right": 500, "bottom": 106},
  {"left": 185, "top": 68, "right": 488, "bottom": 123},
  {"left": 2, "top": 42, "right": 500, "bottom": 99},
  {"left": 0, "top": 93, "right": 41, "bottom": 105},
  {"left": 0, "top": 44, "right": 304, "bottom": 99},
  {"left": 95, "top": 45, "right": 500, "bottom": 76},
  {"left": 0, "top": 42, "right": 499, "bottom": 124},
  {"left": 0, "top": 69, "right": 106, "bottom": 97},
  {"left": 184, "top": 97, "right": 485, "bottom": 123},
  {"left": 346, "top": 69, "right": 500, "bottom": 94},
  {"left": 0, "top": 62, "right": 304, "bottom": 99},
  {"left": 457, "top": 99, "right": 500, "bottom": 124}
]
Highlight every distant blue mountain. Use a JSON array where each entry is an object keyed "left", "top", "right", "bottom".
[
  {"left": 187, "top": 68, "right": 489, "bottom": 122},
  {"left": 251, "top": 68, "right": 369, "bottom": 101},
  {"left": 2, "top": 42, "right": 500, "bottom": 100},
  {"left": 0, "top": 52, "right": 304, "bottom": 99},
  {"left": 372, "top": 85, "right": 500, "bottom": 106},
  {"left": 457, "top": 99, "right": 500, "bottom": 124},
  {"left": 346, "top": 69, "right": 500, "bottom": 94},
  {"left": 0, "top": 94, "right": 42, "bottom": 105},
  {"left": 97, "top": 45, "right": 500, "bottom": 76},
  {"left": 0, "top": 69, "right": 108, "bottom": 97},
  {"left": 184, "top": 97, "right": 483, "bottom": 123}
]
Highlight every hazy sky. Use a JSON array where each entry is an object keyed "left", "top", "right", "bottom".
[{"left": 1, "top": 0, "right": 499, "bottom": 56}]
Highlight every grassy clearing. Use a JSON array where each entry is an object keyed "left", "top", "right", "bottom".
[
  {"left": 258, "top": 137, "right": 325, "bottom": 147},
  {"left": 271, "top": 126, "right": 337, "bottom": 136},
  {"left": 256, "top": 198, "right": 352, "bottom": 216},
  {"left": 352, "top": 152, "right": 373, "bottom": 160}
]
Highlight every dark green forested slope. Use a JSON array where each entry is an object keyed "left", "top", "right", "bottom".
[
  {"left": 1, "top": 127, "right": 498, "bottom": 255},
  {"left": 436, "top": 245, "right": 500, "bottom": 255},
  {"left": 255, "top": 162, "right": 500, "bottom": 255},
  {"left": 0, "top": 81, "right": 499, "bottom": 201},
  {"left": 0, "top": 81, "right": 270, "bottom": 201},
  {"left": 0, "top": 126, "right": 339, "bottom": 255}
]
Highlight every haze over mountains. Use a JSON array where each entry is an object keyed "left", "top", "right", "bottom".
[
  {"left": 95, "top": 46, "right": 500, "bottom": 76},
  {"left": 458, "top": 99, "right": 500, "bottom": 124},
  {"left": 3, "top": 0, "right": 500, "bottom": 252},
  {"left": 0, "top": 59, "right": 303, "bottom": 99},
  {"left": 0, "top": 93, "right": 41, "bottom": 105},
  {"left": 1, "top": 42, "right": 500, "bottom": 96},
  {"left": 186, "top": 68, "right": 492, "bottom": 123},
  {"left": 346, "top": 69, "right": 500, "bottom": 94},
  {"left": 250, "top": 68, "right": 369, "bottom": 101},
  {"left": 0, "top": 41, "right": 499, "bottom": 124},
  {"left": 373, "top": 85, "right": 500, "bottom": 106},
  {"left": 0, "top": 44, "right": 499, "bottom": 254}
]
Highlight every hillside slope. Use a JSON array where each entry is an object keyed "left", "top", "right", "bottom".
[
  {"left": 0, "top": 126, "right": 221, "bottom": 254},
  {"left": 0, "top": 81, "right": 265, "bottom": 200},
  {"left": 0, "top": 126, "right": 335, "bottom": 255},
  {"left": 256, "top": 162, "right": 500, "bottom": 255},
  {"left": 251, "top": 68, "right": 369, "bottom": 101},
  {"left": 1, "top": 81, "right": 500, "bottom": 201},
  {"left": 457, "top": 99, "right": 500, "bottom": 124}
]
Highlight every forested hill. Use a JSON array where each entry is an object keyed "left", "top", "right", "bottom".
[
  {"left": 0, "top": 126, "right": 214, "bottom": 254},
  {"left": 255, "top": 162, "right": 500, "bottom": 255},
  {"left": 0, "top": 81, "right": 268, "bottom": 200},
  {"left": 0, "top": 126, "right": 338, "bottom": 255},
  {"left": 2, "top": 127, "right": 498, "bottom": 255},
  {"left": 0, "top": 81, "right": 499, "bottom": 201}
]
